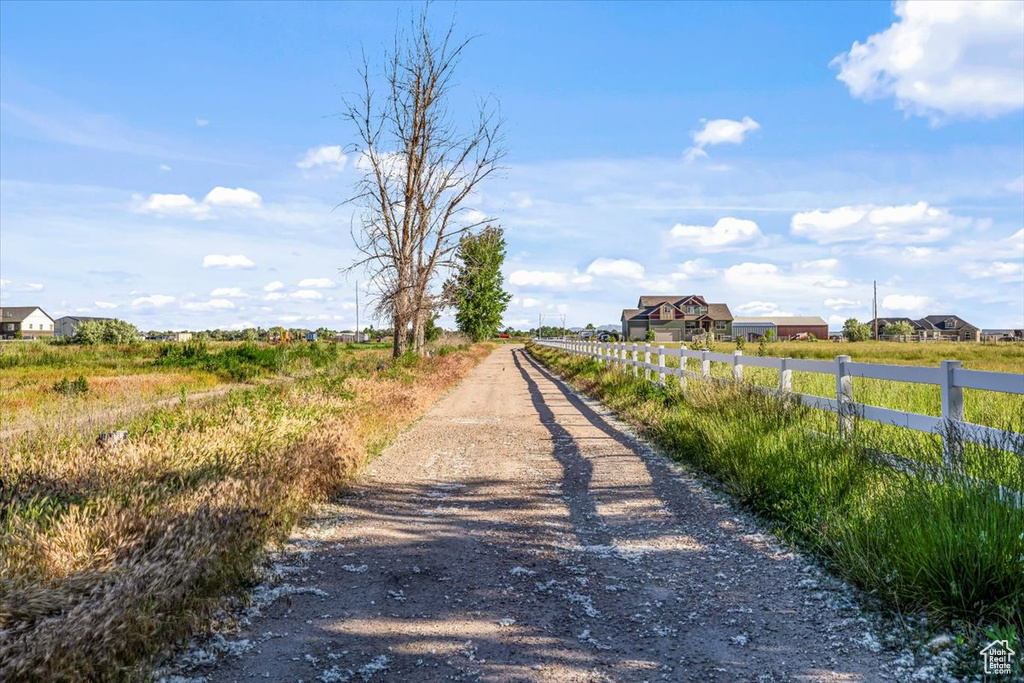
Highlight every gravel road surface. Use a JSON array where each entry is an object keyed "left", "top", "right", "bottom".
[{"left": 194, "top": 346, "right": 901, "bottom": 682}]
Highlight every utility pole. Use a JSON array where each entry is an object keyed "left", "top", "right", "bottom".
[
  {"left": 355, "top": 280, "right": 360, "bottom": 343},
  {"left": 873, "top": 280, "right": 878, "bottom": 342},
  {"left": 561, "top": 314, "right": 566, "bottom": 340},
  {"left": 538, "top": 313, "right": 544, "bottom": 340}
]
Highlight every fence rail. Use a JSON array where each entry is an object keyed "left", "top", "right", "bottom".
[{"left": 535, "top": 338, "right": 1024, "bottom": 466}]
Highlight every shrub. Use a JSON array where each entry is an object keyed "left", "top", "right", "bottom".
[
  {"left": 53, "top": 375, "right": 89, "bottom": 397},
  {"left": 645, "top": 329, "right": 656, "bottom": 342}
]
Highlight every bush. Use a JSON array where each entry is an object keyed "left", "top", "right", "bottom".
[
  {"left": 73, "top": 319, "right": 140, "bottom": 345},
  {"left": 735, "top": 335, "right": 746, "bottom": 350},
  {"left": 53, "top": 375, "right": 89, "bottom": 397},
  {"left": 645, "top": 329, "right": 656, "bottom": 342}
]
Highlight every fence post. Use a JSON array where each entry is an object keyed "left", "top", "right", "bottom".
[
  {"left": 701, "top": 350, "right": 710, "bottom": 379},
  {"left": 940, "top": 360, "right": 964, "bottom": 468},
  {"left": 779, "top": 357, "right": 792, "bottom": 394},
  {"left": 644, "top": 344, "right": 652, "bottom": 381},
  {"left": 658, "top": 345, "right": 665, "bottom": 386},
  {"left": 632, "top": 344, "right": 639, "bottom": 377},
  {"left": 732, "top": 350, "right": 743, "bottom": 382},
  {"left": 836, "top": 355, "right": 853, "bottom": 437}
]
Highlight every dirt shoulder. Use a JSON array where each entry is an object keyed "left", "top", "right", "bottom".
[{"left": 176, "top": 345, "right": 910, "bottom": 682}]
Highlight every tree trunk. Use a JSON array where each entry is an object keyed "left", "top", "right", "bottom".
[
  {"left": 392, "top": 312, "right": 408, "bottom": 358},
  {"left": 413, "top": 308, "right": 427, "bottom": 355}
]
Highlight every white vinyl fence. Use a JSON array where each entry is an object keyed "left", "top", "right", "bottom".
[{"left": 536, "top": 339, "right": 1024, "bottom": 466}]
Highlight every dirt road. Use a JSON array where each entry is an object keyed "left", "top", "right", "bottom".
[{"left": 195, "top": 346, "right": 899, "bottom": 682}]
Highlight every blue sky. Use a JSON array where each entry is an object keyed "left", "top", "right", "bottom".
[{"left": 2, "top": 0, "right": 1022, "bottom": 332}]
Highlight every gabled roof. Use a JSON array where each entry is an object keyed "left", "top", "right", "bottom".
[
  {"left": 620, "top": 308, "right": 641, "bottom": 321},
  {"left": 0, "top": 306, "right": 52, "bottom": 323},
  {"left": 919, "top": 314, "right": 978, "bottom": 330},
  {"left": 636, "top": 295, "right": 707, "bottom": 308},
  {"left": 707, "top": 303, "right": 733, "bottom": 320}
]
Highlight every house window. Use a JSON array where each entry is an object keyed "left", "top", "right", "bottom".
[
  {"left": 944, "top": 318, "right": 958, "bottom": 329},
  {"left": 27, "top": 324, "right": 33, "bottom": 330},
  {"left": 685, "top": 305, "right": 697, "bottom": 314},
  {"left": 700, "top": 307, "right": 708, "bottom": 315},
  {"left": 662, "top": 304, "right": 674, "bottom": 319},
  {"left": 685, "top": 321, "right": 696, "bottom": 328},
  {"left": 715, "top": 321, "right": 727, "bottom": 330}
]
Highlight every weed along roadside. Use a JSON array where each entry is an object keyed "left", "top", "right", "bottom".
[
  {"left": 0, "top": 342, "right": 493, "bottom": 681},
  {"left": 525, "top": 343, "right": 1024, "bottom": 659}
]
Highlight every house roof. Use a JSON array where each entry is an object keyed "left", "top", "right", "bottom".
[
  {"left": 637, "top": 295, "right": 707, "bottom": 308},
  {"left": 920, "top": 314, "right": 978, "bottom": 330},
  {"left": 0, "top": 306, "right": 51, "bottom": 323},
  {"left": 623, "top": 296, "right": 732, "bottom": 322},
  {"left": 733, "top": 316, "right": 827, "bottom": 326}
]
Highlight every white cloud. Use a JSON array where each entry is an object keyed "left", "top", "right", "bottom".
[
  {"left": 460, "top": 208, "right": 488, "bottom": 225},
  {"left": 94, "top": 301, "right": 118, "bottom": 309},
  {"left": 196, "top": 118, "right": 209, "bottom": 127},
  {"left": 210, "top": 287, "right": 248, "bottom": 298},
  {"left": 669, "top": 217, "right": 763, "bottom": 252},
  {"left": 962, "top": 261, "right": 1023, "bottom": 281},
  {"left": 508, "top": 270, "right": 593, "bottom": 289},
  {"left": 724, "top": 262, "right": 779, "bottom": 284},
  {"left": 135, "top": 186, "right": 262, "bottom": 217},
  {"left": 203, "top": 254, "right": 256, "bottom": 269},
  {"left": 685, "top": 116, "right": 760, "bottom": 161},
  {"left": 136, "top": 193, "right": 209, "bottom": 216},
  {"left": 824, "top": 298, "right": 862, "bottom": 311},
  {"left": 832, "top": 1, "right": 1024, "bottom": 121},
  {"left": 131, "top": 294, "right": 176, "bottom": 308},
  {"left": 182, "top": 298, "right": 235, "bottom": 311},
  {"left": 264, "top": 292, "right": 287, "bottom": 301},
  {"left": 296, "top": 145, "right": 347, "bottom": 173},
  {"left": 159, "top": 164, "right": 171, "bottom": 172},
  {"left": 678, "top": 259, "right": 719, "bottom": 279},
  {"left": 584, "top": 258, "right": 645, "bottom": 279},
  {"left": 297, "top": 277, "right": 336, "bottom": 288},
  {"left": 882, "top": 294, "right": 932, "bottom": 314},
  {"left": 264, "top": 280, "right": 285, "bottom": 292},
  {"left": 1006, "top": 176, "right": 1024, "bottom": 194},
  {"left": 791, "top": 201, "right": 957, "bottom": 244},
  {"left": 735, "top": 301, "right": 795, "bottom": 317},
  {"left": 203, "top": 186, "right": 262, "bottom": 209},
  {"left": 290, "top": 290, "right": 323, "bottom": 300}
]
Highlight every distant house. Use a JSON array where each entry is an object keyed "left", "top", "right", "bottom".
[
  {"left": 733, "top": 316, "right": 829, "bottom": 341},
  {"left": 0, "top": 306, "right": 55, "bottom": 340},
  {"left": 621, "top": 295, "right": 733, "bottom": 342},
  {"left": 867, "top": 315, "right": 981, "bottom": 342},
  {"left": 55, "top": 315, "right": 116, "bottom": 338}
]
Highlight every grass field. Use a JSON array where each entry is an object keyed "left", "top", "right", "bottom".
[
  {"left": 0, "top": 339, "right": 488, "bottom": 680},
  {"left": 527, "top": 343, "right": 1024, "bottom": 660},
  {"left": 0, "top": 340, "right": 395, "bottom": 434}
]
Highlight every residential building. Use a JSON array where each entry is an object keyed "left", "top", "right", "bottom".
[
  {"left": 0, "top": 306, "right": 55, "bottom": 340},
  {"left": 621, "top": 295, "right": 733, "bottom": 342},
  {"left": 867, "top": 315, "right": 981, "bottom": 342},
  {"left": 55, "top": 315, "right": 115, "bottom": 338},
  {"left": 733, "top": 316, "right": 829, "bottom": 341}
]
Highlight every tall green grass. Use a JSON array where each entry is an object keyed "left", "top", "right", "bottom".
[{"left": 528, "top": 343, "right": 1024, "bottom": 633}]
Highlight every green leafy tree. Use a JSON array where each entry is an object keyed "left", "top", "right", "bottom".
[
  {"left": 843, "top": 317, "right": 871, "bottom": 342},
  {"left": 735, "top": 335, "right": 746, "bottom": 351},
  {"left": 450, "top": 226, "right": 512, "bottom": 342},
  {"left": 73, "top": 319, "right": 139, "bottom": 344},
  {"left": 585, "top": 323, "right": 595, "bottom": 330},
  {"left": 883, "top": 320, "right": 915, "bottom": 337}
]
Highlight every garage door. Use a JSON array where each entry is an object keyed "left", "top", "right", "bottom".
[{"left": 655, "top": 330, "right": 677, "bottom": 342}]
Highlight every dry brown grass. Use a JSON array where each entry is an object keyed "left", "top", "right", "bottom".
[{"left": 0, "top": 344, "right": 492, "bottom": 681}]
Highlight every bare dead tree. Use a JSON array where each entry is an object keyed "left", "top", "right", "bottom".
[{"left": 343, "top": 9, "right": 505, "bottom": 357}]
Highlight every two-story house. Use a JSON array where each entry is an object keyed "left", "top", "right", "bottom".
[
  {"left": 0, "top": 306, "right": 56, "bottom": 340},
  {"left": 621, "top": 295, "right": 733, "bottom": 342}
]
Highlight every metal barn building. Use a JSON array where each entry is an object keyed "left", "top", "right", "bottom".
[{"left": 732, "top": 316, "right": 829, "bottom": 341}]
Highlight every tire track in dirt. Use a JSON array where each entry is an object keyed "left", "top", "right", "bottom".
[{"left": 180, "top": 346, "right": 906, "bottom": 682}]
